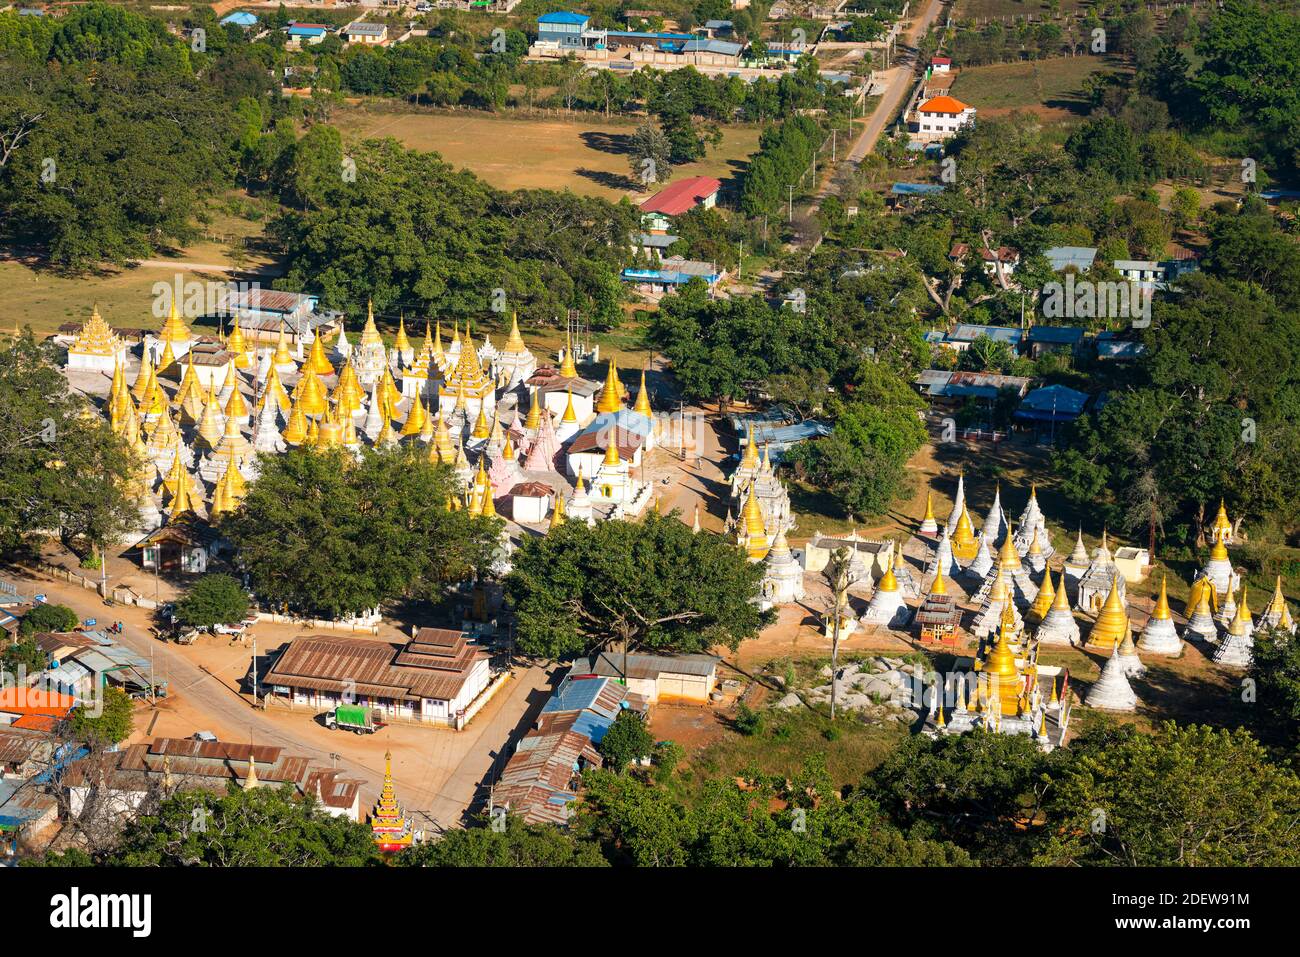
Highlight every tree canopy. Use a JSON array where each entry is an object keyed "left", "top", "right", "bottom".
[
  {"left": 505, "top": 512, "right": 766, "bottom": 659},
  {"left": 221, "top": 446, "right": 501, "bottom": 619}
]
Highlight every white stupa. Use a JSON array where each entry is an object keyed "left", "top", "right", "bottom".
[
  {"left": 1213, "top": 588, "right": 1254, "bottom": 668},
  {"left": 1036, "top": 569, "right": 1081, "bottom": 646},
  {"left": 927, "top": 525, "right": 961, "bottom": 579},
  {"left": 1137, "top": 574, "right": 1182, "bottom": 655},
  {"left": 945, "top": 472, "right": 966, "bottom": 533},
  {"left": 861, "top": 564, "right": 909, "bottom": 627},
  {"left": 1085, "top": 646, "right": 1138, "bottom": 712},
  {"left": 1200, "top": 535, "right": 1238, "bottom": 598},
  {"left": 981, "top": 485, "right": 1004, "bottom": 545},
  {"left": 760, "top": 528, "right": 805, "bottom": 609},
  {"left": 1062, "top": 529, "right": 1091, "bottom": 583},
  {"left": 966, "top": 536, "right": 994, "bottom": 579},
  {"left": 1117, "top": 631, "right": 1146, "bottom": 678},
  {"left": 1183, "top": 581, "right": 1219, "bottom": 642}
]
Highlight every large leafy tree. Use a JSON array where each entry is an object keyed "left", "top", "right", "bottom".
[
  {"left": 221, "top": 447, "right": 501, "bottom": 619},
  {"left": 505, "top": 512, "right": 766, "bottom": 659},
  {"left": 400, "top": 813, "right": 609, "bottom": 867},
  {"left": 107, "top": 785, "right": 378, "bottom": 866},
  {"left": 1035, "top": 723, "right": 1300, "bottom": 866},
  {"left": 0, "top": 334, "right": 139, "bottom": 558},
  {"left": 174, "top": 574, "right": 250, "bottom": 629}
]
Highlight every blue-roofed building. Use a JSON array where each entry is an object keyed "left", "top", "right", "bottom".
[
  {"left": 888, "top": 182, "right": 945, "bottom": 209},
  {"left": 622, "top": 256, "right": 724, "bottom": 294},
  {"left": 285, "top": 22, "right": 329, "bottom": 46},
  {"left": 495, "top": 670, "right": 649, "bottom": 825},
  {"left": 220, "top": 11, "right": 258, "bottom": 27},
  {"left": 1015, "top": 384, "right": 1090, "bottom": 423},
  {"left": 1044, "top": 245, "right": 1098, "bottom": 273},
  {"left": 914, "top": 369, "right": 1032, "bottom": 402},
  {"left": 537, "top": 10, "right": 591, "bottom": 48},
  {"left": 1094, "top": 331, "right": 1146, "bottom": 361}
]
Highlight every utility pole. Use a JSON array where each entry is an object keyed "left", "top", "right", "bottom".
[
  {"left": 788, "top": 184, "right": 794, "bottom": 223},
  {"left": 252, "top": 636, "right": 258, "bottom": 706}
]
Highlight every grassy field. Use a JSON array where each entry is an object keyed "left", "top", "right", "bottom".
[
  {"left": 330, "top": 104, "right": 763, "bottom": 202},
  {"left": 949, "top": 54, "right": 1124, "bottom": 126}
]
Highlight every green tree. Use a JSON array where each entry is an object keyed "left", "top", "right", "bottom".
[
  {"left": 222, "top": 447, "right": 501, "bottom": 619},
  {"left": 174, "top": 574, "right": 249, "bottom": 629},
  {"left": 69, "top": 686, "right": 134, "bottom": 746},
  {"left": 18, "top": 602, "right": 79, "bottom": 636},
  {"left": 0, "top": 334, "right": 139, "bottom": 558},
  {"left": 505, "top": 512, "right": 766, "bottom": 660},
  {"left": 1036, "top": 723, "right": 1300, "bottom": 866},
  {"left": 400, "top": 813, "right": 609, "bottom": 866},
  {"left": 628, "top": 120, "right": 673, "bottom": 188},
  {"left": 108, "top": 784, "right": 379, "bottom": 866},
  {"left": 597, "top": 711, "right": 655, "bottom": 772}
]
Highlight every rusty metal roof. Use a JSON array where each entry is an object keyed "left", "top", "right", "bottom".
[{"left": 264, "top": 634, "right": 487, "bottom": 703}]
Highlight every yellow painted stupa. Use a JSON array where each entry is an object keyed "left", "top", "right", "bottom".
[
  {"left": 226, "top": 316, "right": 252, "bottom": 368},
  {"left": 196, "top": 381, "right": 225, "bottom": 449},
  {"left": 739, "top": 484, "right": 770, "bottom": 561},
  {"left": 559, "top": 329, "right": 579, "bottom": 378},
  {"left": 302, "top": 333, "right": 334, "bottom": 377},
  {"left": 997, "top": 522, "right": 1022, "bottom": 571},
  {"left": 260, "top": 361, "right": 291, "bottom": 413},
  {"left": 983, "top": 608, "right": 1026, "bottom": 717},
  {"left": 951, "top": 504, "right": 980, "bottom": 562},
  {"left": 596, "top": 360, "right": 623, "bottom": 414},
  {"left": 157, "top": 300, "right": 191, "bottom": 350},
  {"left": 633, "top": 366, "right": 653, "bottom": 418},
  {"left": 393, "top": 314, "right": 412, "bottom": 358},
  {"left": 561, "top": 388, "right": 578, "bottom": 424},
  {"left": 401, "top": 394, "right": 427, "bottom": 438},
  {"left": 131, "top": 347, "right": 157, "bottom": 403},
  {"left": 1026, "top": 566, "right": 1055, "bottom": 625},
  {"left": 281, "top": 398, "right": 308, "bottom": 445},
  {"left": 297, "top": 371, "right": 328, "bottom": 417},
  {"left": 548, "top": 487, "right": 567, "bottom": 532},
  {"left": 1087, "top": 573, "right": 1131, "bottom": 650},
  {"left": 524, "top": 387, "right": 543, "bottom": 431}
]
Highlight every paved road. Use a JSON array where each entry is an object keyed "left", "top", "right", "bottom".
[
  {"left": 13, "top": 570, "right": 549, "bottom": 829},
  {"left": 846, "top": 0, "right": 947, "bottom": 163}
]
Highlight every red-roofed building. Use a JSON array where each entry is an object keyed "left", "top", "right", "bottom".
[
  {"left": 639, "top": 176, "right": 721, "bottom": 231},
  {"left": 930, "top": 56, "right": 951, "bottom": 73},
  {"left": 912, "top": 94, "right": 976, "bottom": 144}
]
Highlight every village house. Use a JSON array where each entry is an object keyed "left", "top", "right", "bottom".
[
  {"left": 570, "top": 652, "right": 719, "bottom": 704},
  {"left": 342, "top": 21, "right": 388, "bottom": 44},
  {"left": 639, "top": 176, "right": 722, "bottom": 233},
  {"left": 261, "top": 628, "right": 493, "bottom": 729},
  {"left": 910, "top": 95, "right": 976, "bottom": 144},
  {"left": 61, "top": 737, "right": 362, "bottom": 822}
]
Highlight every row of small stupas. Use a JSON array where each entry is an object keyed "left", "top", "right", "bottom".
[{"left": 65, "top": 302, "right": 673, "bottom": 544}]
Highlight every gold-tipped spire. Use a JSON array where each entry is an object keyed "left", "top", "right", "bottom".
[
  {"left": 548, "top": 489, "right": 566, "bottom": 531},
  {"left": 596, "top": 359, "right": 621, "bottom": 414},
  {"left": 633, "top": 366, "right": 652, "bottom": 417},
  {"left": 524, "top": 387, "right": 542, "bottom": 431},
  {"left": 1087, "top": 573, "right": 1130, "bottom": 650},
  {"left": 559, "top": 330, "right": 578, "bottom": 377},
  {"left": 1152, "top": 574, "right": 1172, "bottom": 621}
]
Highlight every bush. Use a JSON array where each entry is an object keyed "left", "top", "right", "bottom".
[{"left": 734, "top": 702, "right": 765, "bottom": 736}]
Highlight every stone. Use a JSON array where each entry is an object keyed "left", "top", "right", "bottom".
[{"left": 775, "top": 693, "right": 803, "bottom": 710}]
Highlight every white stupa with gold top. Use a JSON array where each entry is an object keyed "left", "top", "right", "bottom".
[
  {"left": 1199, "top": 530, "right": 1238, "bottom": 598},
  {"left": 1035, "top": 569, "right": 1081, "bottom": 646},
  {"left": 760, "top": 527, "right": 805, "bottom": 609},
  {"left": 352, "top": 302, "right": 389, "bottom": 388},
  {"left": 861, "top": 560, "right": 908, "bottom": 627},
  {"left": 1062, "top": 528, "right": 1091, "bottom": 583},
  {"left": 67, "top": 306, "right": 127, "bottom": 372},
  {"left": 728, "top": 428, "right": 792, "bottom": 537},
  {"left": 1137, "top": 573, "right": 1182, "bottom": 655},
  {"left": 1085, "top": 645, "right": 1138, "bottom": 713},
  {"left": 491, "top": 312, "right": 538, "bottom": 389},
  {"left": 945, "top": 471, "right": 966, "bottom": 533},
  {"left": 972, "top": 565, "right": 1023, "bottom": 639},
  {"left": 1214, "top": 585, "right": 1254, "bottom": 669},
  {"left": 1184, "top": 577, "right": 1219, "bottom": 642},
  {"left": 1076, "top": 530, "right": 1124, "bottom": 613},
  {"left": 151, "top": 300, "right": 193, "bottom": 363}
]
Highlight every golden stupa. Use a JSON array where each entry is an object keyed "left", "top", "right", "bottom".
[{"left": 1087, "top": 573, "right": 1131, "bottom": 650}]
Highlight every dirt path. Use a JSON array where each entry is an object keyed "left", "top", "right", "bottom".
[
  {"left": 846, "top": 0, "right": 947, "bottom": 163},
  {"left": 13, "top": 569, "right": 547, "bottom": 828}
]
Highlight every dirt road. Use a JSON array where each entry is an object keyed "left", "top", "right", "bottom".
[
  {"left": 846, "top": 0, "right": 947, "bottom": 163},
  {"left": 13, "top": 570, "right": 552, "bottom": 829}
]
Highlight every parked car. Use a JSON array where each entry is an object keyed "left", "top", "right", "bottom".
[{"left": 213, "top": 622, "right": 246, "bottom": 636}]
